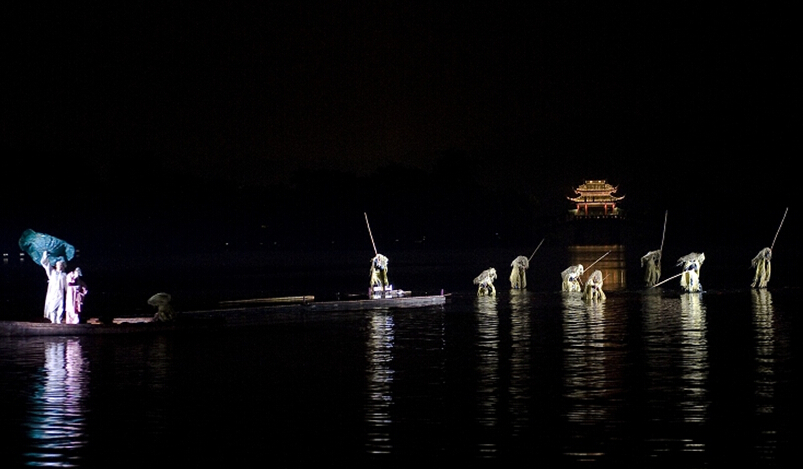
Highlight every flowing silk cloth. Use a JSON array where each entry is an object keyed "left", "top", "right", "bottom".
[{"left": 19, "top": 229, "right": 75, "bottom": 265}]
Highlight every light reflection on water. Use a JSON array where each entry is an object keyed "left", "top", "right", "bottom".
[
  {"left": 750, "top": 289, "right": 786, "bottom": 464},
  {"left": 507, "top": 290, "right": 532, "bottom": 437},
  {"left": 678, "top": 293, "right": 709, "bottom": 424},
  {"left": 0, "top": 285, "right": 793, "bottom": 466},
  {"left": 26, "top": 338, "right": 89, "bottom": 467},
  {"left": 560, "top": 291, "right": 619, "bottom": 464},
  {"left": 641, "top": 289, "right": 710, "bottom": 461},
  {"left": 567, "top": 244, "right": 627, "bottom": 291},
  {"left": 752, "top": 289, "right": 775, "bottom": 415},
  {"left": 474, "top": 295, "right": 500, "bottom": 458},
  {"left": 365, "top": 311, "right": 395, "bottom": 455}
]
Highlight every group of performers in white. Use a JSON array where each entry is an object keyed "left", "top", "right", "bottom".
[
  {"left": 459, "top": 243, "right": 776, "bottom": 301},
  {"left": 41, "top": 251, "right": 88, "bottom": 324},
  {"left": 639, "top": 247, "right": 773, "bottom": 293},
  {"left": 39, "top": 241, "right": 785, "bottom": 325},
  {"left": 25, "top": 216, "right": 782, "bottom": 326}
]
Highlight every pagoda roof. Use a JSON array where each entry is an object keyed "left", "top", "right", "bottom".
[
  {"left": 568, "top": 194, "right": 625, "bottom": 202},
  {"left": 574, "top": 179, "right": 619, "bottom": 192},
  {"left": 567, "top": 179, "right": 625, "bottom": 202}
]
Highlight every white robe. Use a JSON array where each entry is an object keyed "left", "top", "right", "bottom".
[
  {"left": 42, "top": 257, "right": 67, "bottom": 323},
  {"left": 65, "top": 273, "right": 88, "bottom": 324},
  {"left": 561, "top": 265, "right": 584, "bottom": 292}
]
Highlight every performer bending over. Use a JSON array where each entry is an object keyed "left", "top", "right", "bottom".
[
  {"left": 678, "top": 252, "right": 705, "bottom": 293},
  {"left": 582, "top": 270, "right": 606, "bottom": 302},
  {"left": 751, "top": 247, "right": 772, "bottom": 289},
  {"left": 509, "top": 255, "right": 529, "bottom": 290},
  {"left": 370, "top": 253, "right": 390, "bottom": 291},
  {"left": 474, "top": 268, "right": 498, "bottom": 296},
  {"left": 641, "top": 249, "right": 662, "bottom": 287},
  {"left": 561, "top": 264, "right": 584, "bottom": 292},
  {"left": 148, "top": 292, "right": 177, "bottom": 322}
]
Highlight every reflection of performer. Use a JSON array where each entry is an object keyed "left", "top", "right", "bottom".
[
  {"left": 641, "top": 250, "right": 662, "bottom": 287},
  {"left": 65, "top": 268, "right": 88, "bottom": 324},
  {"left": 561, "top": 264, "right": 584, "bottom": 292},
  {"left": 474, "top": 268, "right": 498, "bottom": 296},
  {"left": 750, "top": 288, "right": 773, "bottom": 311},
  {"left": 509, "top": 255, "right": 529, "bottom": 290},
  {"left": 750, "top": 247, "right": 772, "bottom": 289},
  {"left": 582, "top": 270, "right": 606, "bottom": 302},
  {"left": 678, "top": 252, "right": 705, "bottom": 293},
  {"left": 41, "top": 251, "right": 68, "bottom": 324},
  {"left": 369, "top": 254, "right": 390, "bottom": 290}
]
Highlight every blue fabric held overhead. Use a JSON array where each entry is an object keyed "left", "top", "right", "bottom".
[{"left": 18, "top": 229, "right": 76, "bottom": 266}]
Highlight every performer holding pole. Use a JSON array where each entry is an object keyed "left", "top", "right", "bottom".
[
  {"left": 641, "top": 211, "right": 667, "bottom": 287},
  {"left": 751, "top": 207, "right": 787, "bottom": 289},
  {"left": 677, "top": 252, "right": 706, "bottom": 293},
  {"left": 365, "top": 213, "right": 390, "bottom": 295},
  {"left": 509, "top": 238, "right": 544, "bottom": 290},
  {"left": 561, "top": 250, "right": 610, "bottom": 292}
]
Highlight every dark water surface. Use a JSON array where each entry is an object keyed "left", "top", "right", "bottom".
[
  {"left": 0, "top": 247, "right": 798, "bottom": 467},
  {"left": 0, "top": 289, "right": 796, "bottom": 468}
]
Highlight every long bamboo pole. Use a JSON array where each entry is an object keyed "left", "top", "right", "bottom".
[
  {"left": 577, "top": 250, "right": 611, "bottom": 287},
  {"left": 528, "top": 238, "right": 546, "bottom": 261},
  {"left": 364, "top": 212, "right": 378, "bottom": 255},
  {"left": 650, "top": 271, "right": 684, "bottom": 288},
  {"left": 770, "top": 207, "right": 788, "bottom": 251},
  {"left": 660, "top": 210, "right": 668, "bottom": 252},
  {"left": 585, "top": 250, "right": 611, "bottom": 272}
]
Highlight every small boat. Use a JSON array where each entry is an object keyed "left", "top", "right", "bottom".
[
  {"left": 186, "top": 291, "right": 448, "bottom": 323},
  {"left": 0, "top": 317, "right": 206, "bottom": 337},
  {"left": 213, "top": 290, "right": 449, "bottom": 313},
  {"left": 0, "top": 291, "right": 449, "bottom": 337}
]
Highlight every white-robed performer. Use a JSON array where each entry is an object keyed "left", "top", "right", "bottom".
[
  {"left": 369, "top": 253, "right": 390, "bottom": 291},
  {"left": 65, "top": 267, "right": 88, "bottom": 324},
  {"left": 582, "top": 270, "right": 606, "bottom": 302},
  {"left": 641, "top": 249, "right": 662, "bottom": 287},
  {"left": 41, "top": 251, "right": 68, "bottom": 323},
  {"left": 561, "top": 264, "right": 584, "bottom": 292},
  {"left": 678, "top": 252, "right": 705, "bottom": 293},
  {"left": 474, "top": 267, "right": 498, "bottom": 296},
  {"left": 643, "top": 210, "right": 668, "bottom": 288},
  {"left": 509, "top": 255, "right": 529, "bottom": 290},
  {"left": 751, "top": 247, "right": 772, "bottom": 289}
]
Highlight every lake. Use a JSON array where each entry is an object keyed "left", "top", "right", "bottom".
[{"left": 0, "top": 245, "right": 797, "bottom": 467}]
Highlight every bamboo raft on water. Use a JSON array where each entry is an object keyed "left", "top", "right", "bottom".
[{"left": 1, "top": 291, "right": 449, "bottom": 337}]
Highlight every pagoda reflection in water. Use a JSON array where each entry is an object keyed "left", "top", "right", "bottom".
[{"left": 568, "top": 245, "right": 627, "bottom": 291}]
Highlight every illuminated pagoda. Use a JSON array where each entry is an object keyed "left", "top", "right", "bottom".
[{"left": 568, "top": 179, "right": 624, "bottom": 218}]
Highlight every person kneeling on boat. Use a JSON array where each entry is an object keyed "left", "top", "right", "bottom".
[
  {"left": 474, "top": 268, "right": 498, "bottom": 296},
  {"left": 582, "top": 270, "right": 606, "bottom": 302},
  {"left": 561, "top": 264, "right": 584, "bottom": 292},
  {"left": 148, "top": 292, "right": 177, "bottom": 322},
  {"left": 370, "top": 253, "right": 390, "bottom": 292},
  {"left": 750, "top": 247, "right": 772, "bottom": 289},
  {"left": 678, "top": 252, "right": 705, "bottom": 293}
]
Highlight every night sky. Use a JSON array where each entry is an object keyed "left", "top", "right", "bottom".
[{"left": 2, "top": 3, "right": 799, "bottom": 259}]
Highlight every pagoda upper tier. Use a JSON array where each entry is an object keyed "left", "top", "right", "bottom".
[{"left": 568, "top": 179, "right": 624, "bottom": 217}]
